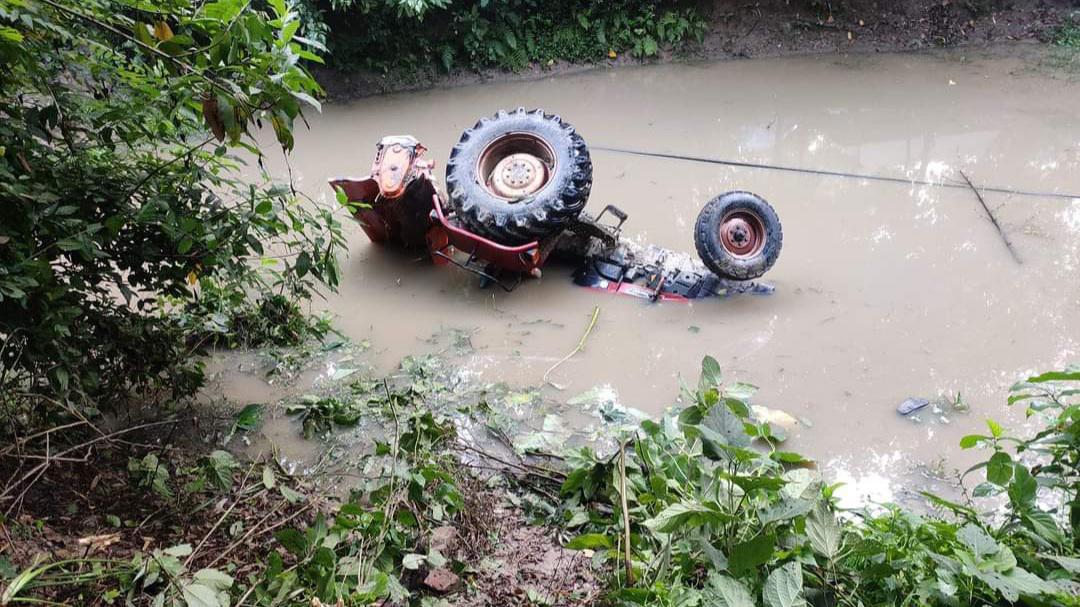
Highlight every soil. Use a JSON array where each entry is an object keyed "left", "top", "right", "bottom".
[
  {"left": 316, "top": 0, "right": 1077, "bottom": 100},
  {"left": 2, "top": 419, "right": 599, "bottom": 606},
  {"left": 0, "top": 434, "right": 322, "bottom": 601}
]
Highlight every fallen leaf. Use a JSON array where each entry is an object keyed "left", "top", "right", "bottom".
[
  {"left": 77, "top": 533, "right": 121, "bottom": 552},
  {"left": 202, "top": 96, "right": 226, "bottom": 142},
  {"left": 153, "top": 21, "right": 174, "bottom": 42}
]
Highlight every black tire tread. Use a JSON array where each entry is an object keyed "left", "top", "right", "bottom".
[
  {"left": 694, "top": 191, "right": 783, "bottom": 281},
  {"left": 445, "top": 108, "right": 592, "bottom": 244}
]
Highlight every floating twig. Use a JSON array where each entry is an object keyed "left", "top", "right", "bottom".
[
  {"left": 543, "top": 306, "right": 600, "bottom": 389},
  {"left": 959, "top": 170, "right": 1022, "bottom": 265}
]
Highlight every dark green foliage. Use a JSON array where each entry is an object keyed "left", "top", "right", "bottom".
[
  {"left": 0, "top": 0, "right": 344, "bottom": 421},
  {"left": 7, "top": 358, "right": 1079, "bottom": 604},
  {"left": 1055, "top": 13, "right": 1080, "bottom": 49},
  {"left": 559, "top": 358, "right": 1079, "bottom": 606},
  {"left": 317, "top": 0, "right": 706, "bottom": 73},
  {"left": 180, "top": 290, "right": 333, "bottom": 350}
]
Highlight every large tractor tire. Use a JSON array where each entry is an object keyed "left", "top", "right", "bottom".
[
  {"left": 694, "top": 191, "right": 783, "bottom": 281},
  {"left": 445, "top": 108, "right": 592, "bottom": 244}
]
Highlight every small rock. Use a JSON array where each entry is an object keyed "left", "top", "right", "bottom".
[
  {"left": 897, "top": 397, "right": 930, "bottom": 416},
  {"left": 751, "top": 405, "right": 799, "bottom": 429},
  {"left": 423, "top": 567, "right": 461, "bottom": 593},
  {"left": 428, "top": 525, "right": 458, "bottom": 555}
]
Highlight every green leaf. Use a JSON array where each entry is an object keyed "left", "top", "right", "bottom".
[
  {"left": 919, "top": 492, "right": 977, "bottom": 517},
  {"left": 565, "top": 533, "right": 611, "bottom": 550},
  {"left": 203, "top": 450, "right": 237, "bottom": 491},
  {"left": 0, "top": 26, "right": 24, "bottom": 43},
  {"left": 729, "top": 533, "right": 775, "bottom": 574},
  {"left": 986, "top": 452, "right": 1013, "bottom": 486},
  {"left": 986, "top": 418, "right": 1004, "bottom": 438},
  {"left": 56, "top": 238, "right": 84, "bottom": 251},
  {"left": 724, "top": 382, "right": 758, "bottom": 400},
  {"left": 234, "top": 403, "right": 263, "bottom": 431},
  {"left": 806, "top": 504, "right": 841, "bottom": 559},
  {"left": 643, "top": 501, "right": 729, "bottom": 534},
  {"left": 759, "top": 498, "right": 814, "bottom": 524},
  {"left": 1024, "top": 370, "right": 1080, "bottom": 383},
  {"left": 700, "top": 401, "right": 751, "bottom": 450},
  {"left": 1022, "top": 511, "right": 1064, "bottom": 546},
  {"left": 295, "top": 251, "right": 311, "bottom": 277},
  {"left": 181, "top": 583, "right": 222, "bottom": 607},
  {"left": 164, "top": 543, "right": 193, "bottom": 557},
  {"left": 261, "top": 465, "right": 276, "bottom": 490},
  {"left": 134, "top": 22, "right": 155, "bottom": 46},
  {"left": 762, "top": 561, "right": 805, "bottom": 607},
  {"left": 957, "top": 523, "right": 999, "bottom": 559},
  {"left": 268, "top": 0, "right": 287, "bottom": 18},
  {"left": 1007, "top": 463, "right": 1037, "bottom": 507},
  {"left": 291, "top": 91, "right": 321, "bottom": 113},
  {"left": 971, "top": 482, "right": 1001, "bottom": 498},
  {"left": 642, "top": 36, "right": 658, "bottom": 56},
  {"left": 959, "top": 434, "right": 986, "bottom": 449},
  {"left": 700, "top": 355, "right": 722, "bottom": 389},
  {"left": 725, "top": 473, "right": 784, "bottom": 494},
  {"left": 280, "top": 485, "right": 304, "bottom": 503},
  {"left": 971, "top": 566, "right": 1056, "bottom": 602},
  {"left": 192, "top": 568, "right": 233, "bottom": 592},
  {"left": 279, "top": 19, "right": 300, "bottom": 44},
  {"left": 274, "top": 528, "right": 307, "bottom": 555},
  {"left": 705, "top": 574, "right": 755, "bottom": 607},
  {"left": 1038, "top": 553, "right": 1080, "bottom": 574}
]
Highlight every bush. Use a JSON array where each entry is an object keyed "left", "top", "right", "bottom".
[
  {"left": 0, "top": 0, "right": 344, "bottom": 421},
  {"left": 1055, "top": 13, "right": 1080, "bottom": 48},
  {"left": 558, "top": 359, "right": 1080, "bottom": 605},
  {"left": 312, "top": 0, "right": 707, "bottom": 73}
]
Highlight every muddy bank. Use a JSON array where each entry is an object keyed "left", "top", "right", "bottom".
[{"left": 317, "top": 0, "right": 1076, "bottom": 99}]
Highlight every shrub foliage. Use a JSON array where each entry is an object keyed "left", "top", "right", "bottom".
[{"left": 0, "top": 0, "right": 343, "bottom": 413}]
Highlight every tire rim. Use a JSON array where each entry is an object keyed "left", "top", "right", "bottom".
[
  {"left": 477, "top": 133, "right": 556, "bottom": 201},
  {"left": 719, "top": 209, "right": 767, "bottom": 259}
]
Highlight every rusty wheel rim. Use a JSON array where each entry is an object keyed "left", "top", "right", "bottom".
[
  {"left": 719, "top": 209, "right": 767, "bottom": 259},
  {"left": 477, "top": 133, "right": 555, "bottom": 201}
]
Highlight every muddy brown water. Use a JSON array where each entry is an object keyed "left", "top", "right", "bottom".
[{"left": 222, "top": 46, "right": 1080, "bottom": 506}]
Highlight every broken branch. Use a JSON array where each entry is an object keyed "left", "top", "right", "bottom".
[
  {"left": 543, "top": 306, "right": 600, "bottom": 389},
  {"left": 959, "top": 169, "right": 1022, "bottom": 265}
]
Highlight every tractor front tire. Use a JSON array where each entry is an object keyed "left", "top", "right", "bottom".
[
  {"left": 445, "top": 108, "right": 592, "bottom": 244},
  {"left": 694, "top": 191, "right": 783, "bottom": 281}
]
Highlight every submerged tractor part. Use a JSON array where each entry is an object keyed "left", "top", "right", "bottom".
[
  {"left": 329, "top": 135, "right": 436, "bottom": 248},
  {"left": 372, "top": 135, "right": 429, "bottom": 199},
  {"left": 330, "top": 108, "right": 783, "bottom": 300}
]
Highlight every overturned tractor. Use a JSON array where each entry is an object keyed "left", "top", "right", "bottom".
[{"left": 330, "top": 108, "right": 782, "bottom": 301}]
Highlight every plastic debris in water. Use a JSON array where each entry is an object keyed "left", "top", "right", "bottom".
[{"left": 897, "top": 397, "right": 930, "bottom": 416}]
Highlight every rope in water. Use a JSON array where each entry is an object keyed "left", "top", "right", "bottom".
[{"left": 593, "top": 146, "right": 1080, "bottom": 201}]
